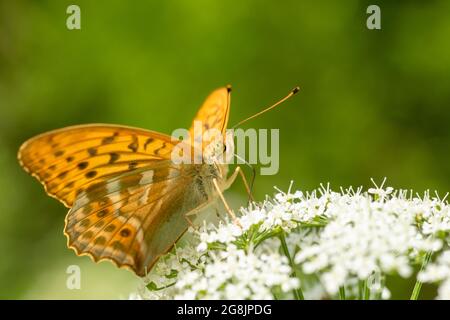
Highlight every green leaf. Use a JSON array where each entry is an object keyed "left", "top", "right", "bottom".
[
  {"left": 146, "top": 281, "right": 159, "bottom": 291},
  {"left": 166, "top": 269, "right": 178, "bottom": 279}
]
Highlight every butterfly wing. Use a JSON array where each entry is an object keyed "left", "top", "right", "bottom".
[
  {"left": 189, "top": 86, "right": 231, "bottom": 149},
  {"left": 18, "top": 124, "right": 177, "bottom": 207},
  {"left": 65, "top": 160, "right": 210, "bottom": 276},
  {"left": 18, "top": 87, "right": 231, "bottom": 275},
  {"left": 19, "top": 124, "right": 206, "bottom": 275}
]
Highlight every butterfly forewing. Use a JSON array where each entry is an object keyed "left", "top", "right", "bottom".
[{"left": 18, "top": 124, "right": 177, "bottom": 207}]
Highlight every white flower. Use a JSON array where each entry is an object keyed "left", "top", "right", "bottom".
[
  {"left": 368, "top": 177, "right": 394, "bottom": 200},
  {"left": 437, "top": 280, "right": 450, "bottom": 300},
  {"left": 196, "top": 242, "right": 208, "bottom": 252},
  {"left": 136, "top": 180, "right": 450, "bottom": 300},
  {"left": 172, "top": 246, "right": 299, "bottom": 300},
  {"left": 293, "top": 187, "right": 446, "bottom": 296},
  {"left": 381, "top": 288, "right": 391, "bottom": 300}
]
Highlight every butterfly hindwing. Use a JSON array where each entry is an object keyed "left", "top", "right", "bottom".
[
  {"left": 18, "top": 124, "right": 177, "bottom": 207},
  {"left": 65, "top": 161, "right": 210, "bottom": 276}
]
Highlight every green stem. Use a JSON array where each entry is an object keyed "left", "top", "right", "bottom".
[
  {"left": 279, "top": 231, "right": 304, "bottom": 300},
  {"left": 410, "top": 251, "right": 433, "bottom": 300},
  {"left": 358, "top": 279, "right": 370, "bottom": 300},
  {"left": 363, "top": 280, "right": 370, "bottom": 300},
  {"left": 339, "top": 286, "right": 346, "bottom": 300},
  {"left": 358, "top": 280, "right": 363, "bottom": 299}
]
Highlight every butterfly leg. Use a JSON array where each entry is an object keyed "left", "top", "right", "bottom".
[
  {"left": 212, "top": 178, "right": 242, "bottom": 227},
  {"left": 185, "top": 200, "right": 212, "bottom": 216},
  {"left": 184, "top": 215, "right": 197, "bottom": 230},
  {"left": 223, "top": 166, "right": 255, "bottom": 202}
]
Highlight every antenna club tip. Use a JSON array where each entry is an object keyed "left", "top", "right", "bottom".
[
  {"left": 292, "top": 86, "right": 300, "bottom": 94},
  {"left": 226, "top": 85, "right": 232, "bottom": 92}
]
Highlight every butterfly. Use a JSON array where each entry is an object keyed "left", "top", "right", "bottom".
[{"left": 18, "top": 85, "right": 299, "bottom": 276}]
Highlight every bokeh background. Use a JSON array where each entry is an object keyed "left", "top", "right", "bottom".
[{"left": 1, "top": 0, "right": 449, "bottom": 299}]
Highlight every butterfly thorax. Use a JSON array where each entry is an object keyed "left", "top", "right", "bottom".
[{"left": 191, "top": 162, "right": 228, "bottom": 201}]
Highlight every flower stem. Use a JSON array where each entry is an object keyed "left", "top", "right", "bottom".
[
  {"left": 339, "top": 286, "right": 346, "bottom": 300},
  {"left": 410, "top": 251, "right": 433, "bottom": 300},
  {"left": 279, "top": 231, "right": 304, "bottom": 300},
  {"left": 363, "top": 280, "right": 370, "bottom": 300},
  {"left": 358, "top": 280, "right": 370, "bottom": 300}
]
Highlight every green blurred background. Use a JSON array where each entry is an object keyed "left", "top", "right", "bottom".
[{"left": 0, "top": 0, "right": 449, "bottom": 299}]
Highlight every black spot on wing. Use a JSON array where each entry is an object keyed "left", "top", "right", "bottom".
[
  {"left": 87, "top": 148, "right": 97, "bottom": 156},
  {"left": 65, "top": 181, "right": 75, "bottom": 189},
  {"left": 105, "top": 224, "right": 116, "bottom": 232},
  {"left": 78, "top": 161, "right": 89, "bottom": 170},
  {"left": 97, "top": 209, "right": 108, "bottom": 218},
  {"left": 85, "top": 171, "right": 97, "bottom": 178},
  {"left": 154, "top": 142, "right": 166, "bottom": 155},
  {"left": 144, "top": 138, "right": 154, "bottom": 150},
  {"left": 127, "top": 136, "right": 138, "bottom": 152},
  {"left": 80, "top": 219, "right": 90, "bottom": 228},
  {"left": 111, "top": 240, "right": 126, "bottom": 252},
  {"left": 94, "top": 236, "right": 106, "bottom": 245},
  {"left": 128, "top": 142, "right": 138, "bottom": 152},
  {"left": 109, "top": 152, "right": 120, "bottom": 164},
  {"left": 120, "top": 228, "right": 131, "bottom": 237},
  {"left": 128, "top": 161, "right": 138, "bottom": 170},
  {"left": 82, "top": 231, "right": 94, "bottom": 239},
  {"left": 54, "top": 150, "right": 65, "bottom": 157},
  {"left": 58, "top": 170, "right": 68, "bottom": 179},
  {"left": 102, "top": 136, "right": 115, "bottom": 144}
]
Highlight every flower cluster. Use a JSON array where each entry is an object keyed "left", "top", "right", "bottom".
[
  {"left": 294, "top": 183, "right": 444, "bottom": 297},
  {"left": 130, "top": 180, "right": 450, "bottom": 300},
  {"left": 133, "top": 243, "right": 299, "bottom": 300}
]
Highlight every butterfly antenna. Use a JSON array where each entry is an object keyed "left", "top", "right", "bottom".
[{"left": 231, "top": 86, "right": 300, "bottom": 129}]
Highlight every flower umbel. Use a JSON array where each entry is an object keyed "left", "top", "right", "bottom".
[{"left": 130, "top": 180, "right": 450, "bottom": 300}]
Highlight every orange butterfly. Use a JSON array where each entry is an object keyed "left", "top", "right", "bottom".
[{"left": 18, "top": 86, "right": 298, "bottom": 276}]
